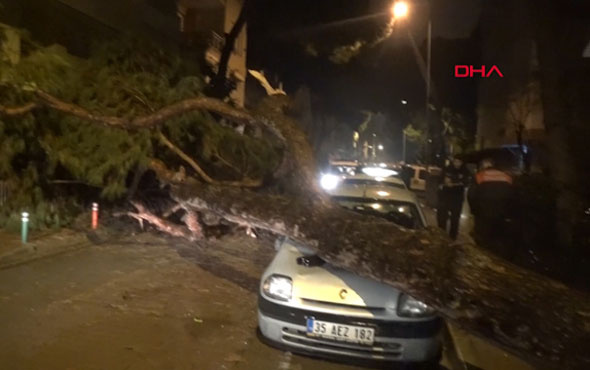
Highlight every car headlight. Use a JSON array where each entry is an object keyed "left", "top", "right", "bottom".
[
  {"left": 320, "top": 174, "right": 340, "bottom": 190},
  {"left": 262, "top": 275, "right": 292, "bottom": 301},
  {"left": 397, "top": 294, "right": 435, "bottom": 317}
]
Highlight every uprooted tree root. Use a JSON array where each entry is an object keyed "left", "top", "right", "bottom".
[{"left": 114, "top": 201, "right": 203, "bottom": 241}]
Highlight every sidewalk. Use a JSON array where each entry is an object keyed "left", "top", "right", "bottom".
[
  {"left": 444, "top": 323, "right": 534, "bottom": 370},
  {"left": 419, "top": 194, "right": 474, "bottom": 243},
  {"left": 0, "top": 229, "right": 91, "bottom": 269},
  {"left": 419, "top": 198, "right": 532, "bottom": 370}
]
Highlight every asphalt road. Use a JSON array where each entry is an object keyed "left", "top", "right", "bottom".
[{"left": 0, "top": 232, "right": 448, "bottom": 370}]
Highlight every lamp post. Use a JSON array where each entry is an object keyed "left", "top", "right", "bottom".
[
  {"left": 402, "top": 128, "right": 407, "bottom": 163},
  {"left": 400, "top": 99, "right": 409, "bottom": 163},
  {"left": 426, "top": 17, "right": 431, "bottom": 116},
  {"left": 425, "top": 9, "right": 433, "bottom": 164},
  {"left": 393, "top": 1, "right": 434, "bottom": 163}
]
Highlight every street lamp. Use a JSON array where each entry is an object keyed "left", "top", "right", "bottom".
[
  {"left": 391, "top": 1, "right": 409, "bottom": 19},
  {"left": 378, "top": 144, "right": 384, "bottom": 151}
]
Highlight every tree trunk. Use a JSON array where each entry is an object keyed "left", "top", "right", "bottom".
[
  {"left": 208, "top": 0, "right": 249, "bottom": 99},
  {"left": 532, "top": 0, "right": 583, "bottom": 248},
  {"left": 171, "top": 179, "right": 590, "bottom": 370},
  {"left": 126, "top": 164, "right": 146, "bottom": 200}
]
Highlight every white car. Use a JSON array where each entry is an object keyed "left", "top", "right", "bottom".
[
  {"left": 326, "top": 173, "right": 427, "bottom": 229},
  {"left": 257, "top": 174, "right": 441, "bottom": 365},
  {"left": 257, "top": 240, "right": 442, "bottom": 364},
  {"left": 402, "top": 165, "right": 442, "bottom": 192}
]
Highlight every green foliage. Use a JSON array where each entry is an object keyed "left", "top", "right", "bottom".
[
  {"left": 403, "top": 123, "right": 426, "bottom": 143},
  {"left": 329, "top": 41, "right": 364, "bottom": 64},
  {"left": 440, "top": 107, "right": 473, "bottom": 155},
  {"left": 403, "top": 112, "right": 428, "bottom": 162},
  {"left": 404, "top": 108, "right": 474, "bottom": 163},
  {"left": 162, "top": 111, "right": 280, "bottom": 180},
  {"left": 0, "top": 29, "right": 281, "bottom": 228}
]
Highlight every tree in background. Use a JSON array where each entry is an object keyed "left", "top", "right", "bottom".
[
  {"left": 403, "top": 112, "right": 428, "bottom": 163},
  {"left": 404, "top": 107, "right": 472, "bottom": 164},
  {"left": 440, "top": 107, "right": 473, "bottom": 157},
  {"left": 507, "top": 81, "right": 539, "bottom": 150}
]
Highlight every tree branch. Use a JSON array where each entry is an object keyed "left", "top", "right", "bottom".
[
  {"left": 0, "top": 102, "right": 38, "bottom": 115},
  {"left": 157, "top": 131, "right": 262, "bottom": 188},
  {"left": 0, "top": 90, "right": 283, "bottom": 138},
  {"left": 35, "top": 90, "right": 256, "bottom": 129}
]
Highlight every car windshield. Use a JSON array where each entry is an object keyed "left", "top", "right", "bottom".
[
  {"left": 342, "top": 178, "right": 405, "bottom": 189},
  {"left": 332, "top": 196, "right": 424, "bottom": 229}
]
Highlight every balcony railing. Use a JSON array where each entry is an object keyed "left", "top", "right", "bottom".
[{"left": 209, "top": 31, "right": 225, "bottom": 50}]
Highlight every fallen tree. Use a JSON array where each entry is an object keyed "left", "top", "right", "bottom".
[
  {"left": 172, "top": 180, "right": 590, "bottom": 370},
  {"left": 3, "top": 88, "right": 589, "bottom": 369},
  {"left": 3, "top": 94, "right": 590, "bottom": 369}
]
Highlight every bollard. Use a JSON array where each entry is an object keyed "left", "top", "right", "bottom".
[
  {"left": 91, "top": 202, "right": 99, "bottom": 230},
  {"left": 21, "top": 212, "right": 29, "bottom": 244}
]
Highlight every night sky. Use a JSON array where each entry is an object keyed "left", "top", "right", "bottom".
[{"left": 247, "top": 0, "right": 483, "bottom": 128}]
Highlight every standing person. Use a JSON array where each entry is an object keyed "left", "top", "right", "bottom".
[
  {"left": 468, "top": 158, "right": 514, "bottom": 246},
  {"left": 437, "top": 157, "right": 470, "bottom": 240}
]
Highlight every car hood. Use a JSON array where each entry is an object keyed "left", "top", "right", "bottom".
[
  {"left": 293, "top": 264, "right": 398, "bottom": 309},
  {"left": 272, "top": 242, "right": 400, "bottom": 310}
]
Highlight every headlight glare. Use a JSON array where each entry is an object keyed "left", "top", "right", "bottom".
[
  {"left": 262, "top": 275, "right": 292, "bottom": 301},
  {"left": 397, "top": 293, "right": 435, "bottom": 317},
  {"left": 320, "top": 174, "right": 340, "bottom": 190}
]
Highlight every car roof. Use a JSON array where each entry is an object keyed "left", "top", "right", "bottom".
[
  {"left": 342, "top": 173, "right": 405, "bottom": 186},
  {"left": 330, "top": 176, "right": 418, "bottom": 204}
]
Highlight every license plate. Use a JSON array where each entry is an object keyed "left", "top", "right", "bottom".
[{"left": 306, "top": 319, "right": 375, "bottom": 345}]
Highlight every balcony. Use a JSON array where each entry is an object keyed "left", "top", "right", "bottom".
[{"left": 205, "top": 31, "right": 224, "bottom": 65}]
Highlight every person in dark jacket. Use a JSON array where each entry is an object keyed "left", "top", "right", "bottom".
[
  {"left": 467, "top": 159, "right": 514, "bottom": 245},
  {"left": 437, "top": 157, "right": 470, "bottom": 240}
]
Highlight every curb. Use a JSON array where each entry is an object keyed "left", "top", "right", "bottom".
[
  {"left": 445, "top": 323, "right": 534, "bottom": 370},
  {"left": 0, "top": 232, "right": 93, "bottom": 270}
]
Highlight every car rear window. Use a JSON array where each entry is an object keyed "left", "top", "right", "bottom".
[{"left": 331, "top": 196, "right": 424, "bottom": 229}]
